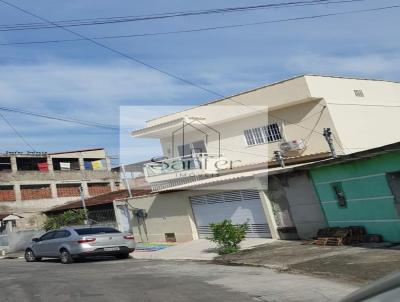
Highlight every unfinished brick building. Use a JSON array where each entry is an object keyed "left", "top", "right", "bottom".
[{"left": 0, "top": 148, "right": 119, "bottom": 217}]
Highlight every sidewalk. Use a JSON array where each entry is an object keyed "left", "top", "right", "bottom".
[
  {"left": 0, "top": 251, "right": 23, "bottom": 259},
  {"left": 134, "top": 238, "right": 275, "bottom": 260},
  {"left": 215, "top": 240, "right": 400, "bottom": 284}
]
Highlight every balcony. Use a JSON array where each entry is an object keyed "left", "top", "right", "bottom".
[{"left": 143, "top": 153, "right": 228, "bottom": 191}]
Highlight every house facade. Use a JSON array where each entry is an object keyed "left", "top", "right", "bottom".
[
  {"left": 126, "top": 75, "right": 400, "bottom": 242},
  {"left": 308, "top": 142, "right": 400, "bottom": 242},
  {"left": 0, "top": 148, "right": 119, "bottom": 219}
]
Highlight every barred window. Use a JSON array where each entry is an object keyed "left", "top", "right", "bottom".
[
  {"left": 262, "top": 123, "right": 282, "bottom": 142},
  {"left": 252, "top": 128, "right": 264, "bottom": 144},
  {"left": 244, "top": 129, "right": 255, "bottom": 146},
  {"left": 244, "top": 123, "right": 282, "bottom": 146}
]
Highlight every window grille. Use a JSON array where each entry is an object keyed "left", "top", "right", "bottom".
[{"left": 244, "top": 123, "right": 282, "bottom": 146}]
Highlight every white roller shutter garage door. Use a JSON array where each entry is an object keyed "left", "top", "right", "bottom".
[{"left": 190, "top": 190, "right": 271, "bottom": 238}]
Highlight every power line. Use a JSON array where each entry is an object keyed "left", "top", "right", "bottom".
[
  {"left": 1, "top": 2, "right": 396, "bottom": 46},
  {"left": 1, "top": 1, "right": 393, "bottom": 155},
  {"left": 0, "top": 111, "right": 36, "bottom": 151},
  {"left": 0, "top": 0, "right": 367, "bottom": 32},
  {"left": 0, "top": 0, "right": 222, "bottom": 97},
  {"left": 0, "top": 106, "right": 119, "bottom": 130}
]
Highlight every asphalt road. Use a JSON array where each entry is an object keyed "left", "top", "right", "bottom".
[{"left": 0, "top": 257, "right": 357, "bottom": 302}]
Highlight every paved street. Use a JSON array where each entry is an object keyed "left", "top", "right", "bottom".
[{"left": 0, "top": 257, "right": 357, "bottom": 302}]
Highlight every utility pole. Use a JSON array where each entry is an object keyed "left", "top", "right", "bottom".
[
  {"left": 79, "top": 185, "right": 89, "bottom": 224},
  {"left": 274, "top": 150, "right": 285, "bottom": 168},
  {"left": 323, "top": 128, "right": 337, "bottom": 158},
  {"left": 121, "top": 164, "right": 133, "bottom": 198}
]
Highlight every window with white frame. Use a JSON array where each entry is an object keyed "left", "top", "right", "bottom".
[{"left": 244, "top": 123, "right": 282, "bottom": 146}]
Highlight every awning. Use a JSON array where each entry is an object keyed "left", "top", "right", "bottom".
[{"left": 155, "top": 160, "right": 327, "bottom": 192}]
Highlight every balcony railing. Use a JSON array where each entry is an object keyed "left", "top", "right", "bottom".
[{"left": 143, "top": 153, "right": 227, "bottom": 187}]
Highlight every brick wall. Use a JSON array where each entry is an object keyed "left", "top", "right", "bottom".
[
  {"left": 21, "top": 185, "right": 52, "bottom": 200},
  {"left": 0, "top": 186, "right": 15, "bottom": 201},
  {"left": 56, "top": 184, "right": 81, "bottom": 197},
  {"left": 88, "top": 183, "right": 111, "bottom": 196}
]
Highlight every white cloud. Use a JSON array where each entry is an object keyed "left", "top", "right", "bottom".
[{"left": 0, "top": 60, "right": 194, "bottom": 110}]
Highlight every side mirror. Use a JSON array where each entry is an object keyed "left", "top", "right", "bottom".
[{"left": 32, "top": 238, "right": 40, "bottom": 242}]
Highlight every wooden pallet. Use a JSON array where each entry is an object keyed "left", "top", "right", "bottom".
[{"left": 313, "top": 237, "right": 343, "bottom": 246}]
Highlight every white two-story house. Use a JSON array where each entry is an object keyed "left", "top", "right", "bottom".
[{"left": 129, "top": 75, "right": 400, "bottom": 242}]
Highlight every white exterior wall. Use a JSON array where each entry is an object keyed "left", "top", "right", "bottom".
[
  {"left": 138, "top": 75, "right": 400, "bottom": 163},
  {"left": 159, "top": 99, "right": 340, "bottom": 166},
  {"left": 131, "top": 192, "right": 198, "bottom": 243},
  {"left": 146, "top": 76, "right": 311, "bottom": 127},
  {"left": 306, "top": 76, "right": 400, "bottom": 153}
]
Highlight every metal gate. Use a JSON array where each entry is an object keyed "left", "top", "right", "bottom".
[{"left": 190, "top": 190, "right": 271, "bottom": 238}]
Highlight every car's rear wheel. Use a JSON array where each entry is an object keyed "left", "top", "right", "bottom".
[
  {"left": 115, "top": 253, "right": 130, "bottom": 259},
  {"left": 25, "top": 249, "right": 41, "bottom": 262},
  {"left": 59, "top": 249, "right": 73, "bottom": 264}
]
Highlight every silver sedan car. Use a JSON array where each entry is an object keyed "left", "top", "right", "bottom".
[{"left": 25, "top": 226, "right": 136, "bottom": 264}]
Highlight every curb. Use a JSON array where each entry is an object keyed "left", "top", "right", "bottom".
[
  {"left": 213, "top": 259, "right": 289, "bottom": 271},
  {"left": 0, "top": 256, "right": 23, "bottom": 260}
]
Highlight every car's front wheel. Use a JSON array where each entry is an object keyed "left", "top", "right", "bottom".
[
  {"left": 59, "top": 249, "right": 73, "bottom": 264},
  {"left": 25, "top": 249, "right": 41, "bottom": 262}
]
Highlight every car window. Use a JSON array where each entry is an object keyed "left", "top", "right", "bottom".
[
  {"left": 74, "top": 227, "right": 120, "bottom": 235},
  {"left": 40, "top": 231, "right": 56, "bottom": 241},
  {"left": 53, "top": 230, "right": 71, "bottom": 239}
]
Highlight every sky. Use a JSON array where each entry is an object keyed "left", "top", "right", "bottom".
[{"left": 0, "top": 0, "right": 399, "bottom": 166}]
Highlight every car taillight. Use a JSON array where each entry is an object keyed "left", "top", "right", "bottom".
[
  {"left": 77, "top": 237, "right": 96, "bottom": 244},
  {"left": 123, "top": 234, "right": 134, "bottom": 240}
]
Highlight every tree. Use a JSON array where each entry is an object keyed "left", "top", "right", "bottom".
[
  {"left": 209, "top": 219, "right": 249, "bottom": 255},
  {"left": 43, "top": 209, "right": 86, "bottom": 231}
]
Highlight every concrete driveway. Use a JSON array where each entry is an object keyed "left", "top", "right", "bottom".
[
  {"left": 217, "top": 240, "right": 400, "bottom": 283},
  {"left": 134, "top": 238, "right": 275, "bottom": 260},
  {"left": 1, "top": 257, "right": 357, "bottom": 301}
]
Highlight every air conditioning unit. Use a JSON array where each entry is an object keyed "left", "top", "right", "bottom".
[{"left": 279, "top": 139, "right": 306, "bottom": 153}]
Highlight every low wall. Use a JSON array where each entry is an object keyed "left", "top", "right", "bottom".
[
  {"left": 0, "top": 234, "right": 8, "bottom": 247},
  {"left": 8, "top": 229, "right": 44, "bottom": 252}
]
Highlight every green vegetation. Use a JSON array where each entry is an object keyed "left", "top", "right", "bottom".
[
  {"left": 43, "top": 209, "right": 86, "bottom": 231},
  {"left": 209, "top": 219, "right": 249, "bottom": 255}
]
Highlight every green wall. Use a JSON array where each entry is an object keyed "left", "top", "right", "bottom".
[{"left": 310, "top": 152, "right": 400, "bottom": 242}]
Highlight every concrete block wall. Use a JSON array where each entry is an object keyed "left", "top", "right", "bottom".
[
  {"left": 0, "top": 186, "right": 16, "bottom": 201},
  {"left": 56, "top": 184, "right": 81, "bottom": 197},
  {"left": 20, "top": 185, "right": 52, "bottom": 200},
  {"left": 88, "top": 183, "right": 112, "bottom": 196},
  {"left": 0, "top": 149, "right": 119, "bottom": 213}
]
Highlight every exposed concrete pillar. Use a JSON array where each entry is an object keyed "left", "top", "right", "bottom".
[
  {"left": 10, "top": 156, "right": 17, "bottom": 172},
  {"left": 14, "top": 183, "right": 21, "bottom": 202},
  {"left": 78, "top": 156, "right": 85, "bottom": 171},
  {"left": 50, "top": 182, "right": 57, "bottom": 199},
  {"left": 105, "top": 156, "right": 111, "bottom": 171},
  {"left": 254, "top": 176, "right": 280, "bottom": 240},
  {"left": 46, "top": 156, "right": 53, "bottom": 171}
]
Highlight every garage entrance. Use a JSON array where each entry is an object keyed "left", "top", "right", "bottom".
[{"left": 190, "top": 190, "right": 271, "bottom": 238}]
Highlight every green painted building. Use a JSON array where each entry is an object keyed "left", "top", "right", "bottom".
[{"left": 308, "top": 143, "right": 400, "bottom": 242}]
